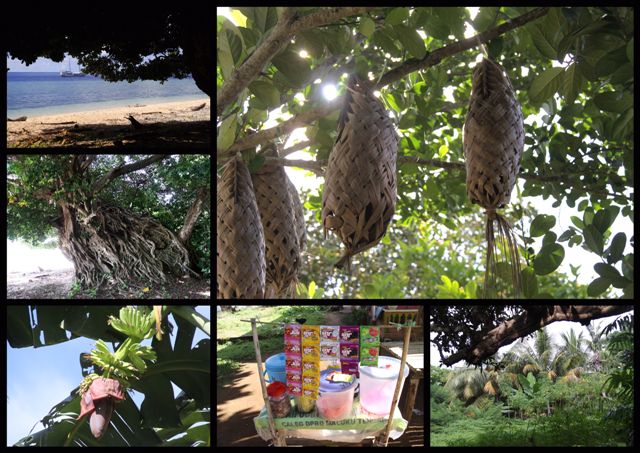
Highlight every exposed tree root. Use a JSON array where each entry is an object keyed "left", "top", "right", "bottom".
[{"left": 58, "top": 201, "right": 199, "bottom": 288}]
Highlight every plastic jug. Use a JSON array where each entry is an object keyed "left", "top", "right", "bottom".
[
  {"left": 359, "top": 356, "right": 409, "bottom": 416},
  {"left": 264, "top": 353, "right": 287, "bottom": 384},
  {"left": 316, "top": 369, "right": 358, "bottom": 420}
]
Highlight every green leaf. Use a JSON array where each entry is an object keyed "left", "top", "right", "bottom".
[
  {"left": 570, "top": 215, "right": 584, "bottom": 229},
  {"left": 533, "top": 243, "right": 565, "bottom": 275},
  {"left": 248, "top": 80, "right": 280, "bottom": 109},
  {"left": 530, "top": 214, "right": 556, "bottom": 237},
  {"left": 606, "top": 232, "right": 626, "bottom": 264},
  {"left": 542, "top": 231, "right": 557, "bottom": 246},
  {"left": 386, "top": 7, "right": 409, "bottom": 26},
  {"left": 587, "top": 277, "right": 610, "bottom": 297},
  {"left": 529, "top": 67, "right": 565, "bottom": 104},
  {"left": 521, "top": 267, "right": 538, "bottom": 298},
  {"left": 612, "top": 108, "right": 633, "bottom": 141},
  {"left": 422, "top": 12, "right": 451, "bottom": 40},
  {"left": 562, "top": 63, "right": 583, "bottom": 104},
  {"left": 583, "top": 225, "right": 604, "bottom": 255},
  {"left": 359, "top": 17, "right": 375, "bottom": 38},
  {"left": 438, "top": 144, "right": 448, "bottom": 158},
  {"left": 394, "top": 24, "right": 426, "bottom": 59},
  {"left": 557, "top": 228, "right": 575, "bottom": 242},
  {"left": 373, "top": 30, "right": 401, "bottom": 57},
  {"left": 216, "top": 115, "right": 237, "bottom": 151},
  {"left": 626, "top": 37, "right": 633, "bottom": 63},
  {"left": 473, "top": 7, "right": 499, "bottom": 32},
  {"left": 595, "top": 45, "right": 628, "bottom": 77},
  {"left": 272, "top": 49, "right": 311, "bottom": 87},
  {"left": 527, "top": 24, "right": 557, "bottom": 60},
  {"left": 593, "top": 206, "right": 619, "bottom": 235},
  {"left": 594, "top": 91, "right": 634, "bottom": 113},
  {"left": 594, "top": 263, "right": 621, "bottom": 280}
]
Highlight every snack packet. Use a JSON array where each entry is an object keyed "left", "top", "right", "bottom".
[
  {"left": 340, "top": 326, "right": 359, "bottom": 344},
  {"left": 301, "top": 325, "right": 320, "bottom": 345},
  {"left": 285, "top": 324, "right": 302, "bottom": 342}
]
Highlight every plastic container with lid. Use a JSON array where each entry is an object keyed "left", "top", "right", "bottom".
[
  {"left": 359, "top": 356, "right": 409, "bottom": 416},
  {"left": 267, "top": 381, "right": 291, "bottom": 418},
  {"left": 264, "top": 352, "right": 287, "bottom": 384},
  {"left": 315, "top": 369, "right": 358, "bottom": 421}
]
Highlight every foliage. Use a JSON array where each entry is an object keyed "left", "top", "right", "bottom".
[
  {"left": 7, "top": 305, "right": 210, "bottom": 447},
  {"left": 7, "top": 5, "right": 211, "bottom": 95},
  {"left": 218, "top": 6, "right": 633, "bottom": 298},
  {"left": 7, "top": 155, "right": 211, "bottom": 279}
]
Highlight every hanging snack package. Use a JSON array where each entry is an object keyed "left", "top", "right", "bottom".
[
  {"left": 285, "top": 324, "right": 302, "bottom": 342},
  {"left": 320, "top": 325, "right": 340, "bottom": 343},
  {"left": 301, "top": 325, "right": 321, "bottom": 400},
  {"left": 301, "top": 325, "right": 320, "bottom": 345},
  {"left": 360, "top": 326, "right": 381, "bottom": 366},
  {"left": 340, "top": 325, "right": 359, "bottom": 344},
  {"left": 340, "top": 342, "right": 360, "bottom": 377},
  {"left": 285, "top": 323, "right": 303, "bottom": 397},
  {"left": 320, "top": 325, "right": 340, "bottom": 361}
]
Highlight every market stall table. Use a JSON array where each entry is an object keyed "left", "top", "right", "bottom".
[
  {"left": 379, "top": 341, "right": 424, "bottom": 422},
  {"left": 253, "top": 398, "right": 408, "bottom": 444}
]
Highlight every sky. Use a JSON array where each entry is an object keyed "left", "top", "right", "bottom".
[
  {"left": 6, "top": 305, "right": 210, "bottom": 445},
  {"left": 7, "top": 56, "right": 83, "bottom": 72},
  {"left": 217, "top": 7, "right": 633, "bottom": 294},
  {"left": 429, "top": 309, "right": 631, "bottom": 368}
]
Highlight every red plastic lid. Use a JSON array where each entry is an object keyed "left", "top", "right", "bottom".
[{"left": 267, "top": 381, "right": 287, "bottom": 398}]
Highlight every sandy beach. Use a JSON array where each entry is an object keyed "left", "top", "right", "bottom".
[{"left": 7, "top": 98, "right": 210, "bottom": 148}]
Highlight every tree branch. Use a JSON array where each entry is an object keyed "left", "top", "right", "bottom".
[
  {"left": 442, "top": 305, "right": 633, "bottom": 366},
  {"left": 178, "top": 186, "right": 209, "bottom": 244},
  {"left": 221, "top": 99, "right": 342, "bottom": 155},
  {"left": 376, "top": 7, "right": 549, "bottom": 87},
  {"left": 216, "top": 7, "right": 379, "bottom": 117},
  {"left": 219, "top": 8, "right": 550, "bottom": 154},
  {"left": 92, "top": 155, "right": 168, "bottom": 195},
  {"left": 253, "top": 155, "right": 590, "bottom": 185}
]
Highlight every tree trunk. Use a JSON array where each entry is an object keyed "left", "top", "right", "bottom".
[{"left": 58, "top": 200, "right": 198, "bottom": 288}]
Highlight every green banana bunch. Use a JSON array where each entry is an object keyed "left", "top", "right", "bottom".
[{"left": 107, "top": 306, "right": 155, "bottom": 342}]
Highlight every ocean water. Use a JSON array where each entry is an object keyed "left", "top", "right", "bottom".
[{"left": 7, "top": 72, "right": 207, "bottom": 117}]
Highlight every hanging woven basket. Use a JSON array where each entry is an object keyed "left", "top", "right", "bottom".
[
  {"left": 463, "top": 57, "right": 524, "bottom": 298},
  {"left": 217, "top": 155, "right": 265, "bottom": 299},
  {"left": 287, "top": 177, "right": 306, "bottom": 253},
  {"left": 252, "top": 145, "right": 302, "bottom": 298},
  {"left": 464, "top": 58, "right": 524, "bottom": 209},
  {"left": 322, "top": 75, "right": 398, "bottom": 269}
]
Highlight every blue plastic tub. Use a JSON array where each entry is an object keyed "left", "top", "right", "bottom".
[{"left": 264, "top": 352, "right": 287, "bottom": 383}]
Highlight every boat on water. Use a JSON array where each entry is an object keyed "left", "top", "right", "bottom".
[{"left": 60, "top": 57, "right": 86, "bottom": 77}]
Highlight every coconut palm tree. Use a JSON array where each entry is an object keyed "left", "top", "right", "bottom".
[
  {"left": 444, "top": 368, "right": 493, "bottom": 404},
  {"left": 556, "top": 328, "right": 587, "bottom": 379}
]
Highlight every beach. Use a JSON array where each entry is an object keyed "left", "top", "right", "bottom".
[{"left": 7, "top": 98, "right": 210, "bottom": 148}]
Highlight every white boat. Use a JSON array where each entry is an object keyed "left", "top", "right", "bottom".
[{"left": 60, "top": 57, "right": 86, "bottom": 77}]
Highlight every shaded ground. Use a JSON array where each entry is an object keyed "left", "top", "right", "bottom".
[
  {"left": 7, "top": 269, "right": 211, "bottom": 299},
  {"left": 8, "top": 120, "right": 210, "bottom": 148}
]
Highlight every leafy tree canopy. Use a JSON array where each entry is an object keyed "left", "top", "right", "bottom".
[
  {"left": 7, "top": 5, "right": 213, "bottom": 96},
  {"left": 7, "top": 154, "right": 211, "bottom": 277},
  {"left": 217, "top": 7, "right": 633, "bottom": 299}
]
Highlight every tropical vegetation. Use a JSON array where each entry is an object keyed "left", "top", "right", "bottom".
[{"left": 430, "top": 313, "right": 633, "bottom": 446}]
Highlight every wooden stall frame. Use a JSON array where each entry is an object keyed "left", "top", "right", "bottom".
[{"left": 242, "top": 318, "right": 414, "bottom": 447}]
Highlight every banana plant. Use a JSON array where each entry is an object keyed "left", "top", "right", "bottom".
[{"left": 74, "top": 306, "right": 162, "bottom": 440}]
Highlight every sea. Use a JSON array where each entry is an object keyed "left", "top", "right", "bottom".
[{"left": 7, "top": 72, "right": 207, "bottom": 118}]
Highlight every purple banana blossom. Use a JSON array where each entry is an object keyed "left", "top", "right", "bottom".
[{"left": 77, "top": 378, "right": 126, "bottom": 438}]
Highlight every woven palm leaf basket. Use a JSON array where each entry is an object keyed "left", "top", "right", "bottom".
[
  {"left": 217, "top": 155, "right": 265, "bottom": 299},
  {"left": 251, "top": 145, "right": 304, "bottom": 298},
  {"left": 322, "top": 75, "right": 398, "bottom": 270},
  {"left": 463, "top": 58, "right": 524, "bottom": 298}
]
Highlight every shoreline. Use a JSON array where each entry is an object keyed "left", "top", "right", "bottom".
[
  {"left": 7, "top": 94, "right": 209, "bottom": 119},
  {"left": 7, "top": 98, "right": 210, "bottom": 148}
]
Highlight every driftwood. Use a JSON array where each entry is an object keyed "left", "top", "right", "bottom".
[
  {"left": 40, "top": 121, "right": 78, "bottom": 125},
  {"left": 190, "top": 103, "right": 206, "bottom": 111},
  {"left": 8, "top": 116, "right": 27, "bottom": 121},
  {"left": 125, "top": 115, "right": 145, "bottom": 130}
]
